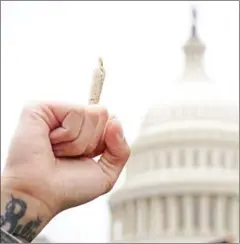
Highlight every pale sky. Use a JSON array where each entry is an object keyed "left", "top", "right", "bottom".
[{"left": 1, "top": 1, "right": 239, "bottom": 242}]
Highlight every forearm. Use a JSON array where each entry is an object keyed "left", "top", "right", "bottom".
[{"left": 1, "top": 189, "right": 52, "bottom": 243}]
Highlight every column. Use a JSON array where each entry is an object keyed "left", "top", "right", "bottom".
[
  {"left": 184, "top": 195, "right": 194, "bottom": 235},
  {"left": 125, "top": 201, "right": 136, "bottom": 239},
  {"left": 215, "top": 196, "right": 226, "bottom": 233},
  {"left": 230, "top": 196, "right": 239, "bottom": 235},
  {"left": 199, "top": 195, "right": 209, "bottom": 235},
  {"left": 162, "top": 197, "right": 168, "bottom": 232},
  {"left": 112, "top": 205, "right": 123, "bottom": 242},
  {"left": 177, "top": 196, "right": 184, "bottom": 233},
  {"left": 136, "top": 199, "right": 148, "bottom": 237},
  {"left": 111, "top": 208, "right": 116, "bottom": 241},
  {"left": 149, "top": 196, "right": 163, "bottom": 237},
  {"left": 113, "top": 220, "right": 123, "bottom": 241},
  {"left": 121, "top": 203, "right": 127, "bottom": 238},
  {"left": 167, "top": 196, "right": 178, "bottom": 234}
]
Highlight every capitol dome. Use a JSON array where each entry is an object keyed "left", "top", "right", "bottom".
[
  {"left": 140, "top": 19, "right": 238, "bottom": 137},
  {"left": 109, "top": 8, "right": 239, "bottom": 244}
]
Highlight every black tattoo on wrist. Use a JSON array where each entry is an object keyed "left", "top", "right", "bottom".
[{"left": 0, "top": 195, "right": 42, "bottom": 242}]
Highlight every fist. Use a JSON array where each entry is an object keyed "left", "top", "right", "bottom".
[{"left": 1, "top": 102, "right": 130, "bottom": 217}]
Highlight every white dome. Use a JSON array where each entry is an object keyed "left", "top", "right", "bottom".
[{"left": 139, "top": 34, "right": 239, "bottom": 136}]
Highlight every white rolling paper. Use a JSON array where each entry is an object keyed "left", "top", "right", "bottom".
[{"left": 88, "top": 57, "right": 106, "bottom": 105}]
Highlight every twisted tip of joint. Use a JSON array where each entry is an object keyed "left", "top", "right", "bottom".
[
  {"left": 98, "top": 57, "right": 104, "bottom": 68},
  {"left": 98, "top": 57, "right": 105, "bottom": 76}
]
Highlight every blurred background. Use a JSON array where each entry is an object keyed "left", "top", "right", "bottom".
[{"left": 1, "top": 1, "right": 239, "bottom": 243}]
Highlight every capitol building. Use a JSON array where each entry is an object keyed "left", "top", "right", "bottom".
[{"left": 109, "top": 9, "right": 239, "bottom": 244}]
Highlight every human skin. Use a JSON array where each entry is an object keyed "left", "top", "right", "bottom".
[{"left": 1, "top": 102, "right": 130, "bottom": 243}]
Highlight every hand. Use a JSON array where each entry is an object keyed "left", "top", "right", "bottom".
[{"left": 1, "top": 102, "right": 130, "bottom": 242}]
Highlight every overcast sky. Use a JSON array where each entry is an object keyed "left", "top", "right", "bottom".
[{"left": 1, "top": 1, "right": 239, "bottom": 242}]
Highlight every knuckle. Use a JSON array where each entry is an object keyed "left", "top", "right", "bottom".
[
  {"left": 103, "top": 177, "right": 116, "bottom": 194},
  {"left": 122, "top": 145, "right": 131, "bottom": 162},
  {"left": 21, "top": 101, "right": 50, "bottom": 120},
  {"left": 71, "top": 140, "right": 85, "bottom": 155},
  {"left": 62, "top": 112, "right": 83, "bottom": 139},
  {"left": 88, "top": 105, "right": 109, "bottom": 119},
  {"left": 21, "top": 101, "right": 40, "bottom": 114},
  {"left": 64, "top": 128, "right": 75, "bottom": 139},
  {"left": 86, "top": 143, "right": 97, "bottom": 154},
  {"left": 99, "top": 106, "right": 109, "bottom": 120}
]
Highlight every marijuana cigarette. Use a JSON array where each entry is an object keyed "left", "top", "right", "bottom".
[{"left": 88, "top": 57, "right": 106, "bottom": 104}]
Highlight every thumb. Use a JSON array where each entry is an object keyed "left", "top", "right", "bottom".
[{"left": 98, "top": 118, "right": 131, "bottom": 192}]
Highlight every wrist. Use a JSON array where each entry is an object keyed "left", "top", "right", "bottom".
[{"left": 1, "top": 187, "right": 53, "bottom": 243}]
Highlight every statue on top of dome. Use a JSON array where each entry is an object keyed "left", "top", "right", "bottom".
[{"left": 191, "top": 6, "right": 198, "bottom": 38}]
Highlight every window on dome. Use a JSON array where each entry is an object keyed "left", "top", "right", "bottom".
[
  {"left": 236, "top": 150, "right": 239, "bottom": 169},
  {"left": 179, "top": 149, "right": 185, "bottom": 167},
  {"left": 165, "top": 151, "right": 172, "bottom": 168},
  {"left": 193, "top": 150, "right": 199, "bottom": 167},
  {"left": 207, "top": 150, "right": 213, "bottom": 167},
  {"left": 134, "top": 154, "right": 148, "bottom": 174},
  {"left": 231, "top": 150, "right": 238, "bottom": 169},
  {"left": 220, "top": 151, "right": 226, "bottom": 168},
  {"left": 158, "top": 150, "right": 164, "bottom": 169},
  {"left": 132, "top": 155, "right": 141, "bottom": 174},
  {"left": 153, "top": 151, "right": 159, "bottom": 169}
]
